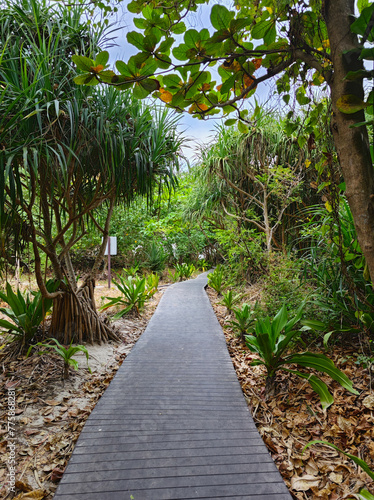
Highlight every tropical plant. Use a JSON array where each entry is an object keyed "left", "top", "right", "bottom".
[
  {"left": 229, "top": 303, "right": 255, "bottom": 344},
  {"left": 28, "top": 338, "right": 91, "bottom": 379},
  {"left": 123, "top": 265, "right": 140, "bottom": 278},
  {"left": 245, "top": 305, "right": 359, "bottom": 408},
  {"left": 143, "top": 241, "right": 166, "bottom": 273},
  {"left": 221, "top": 289, "right": 242, "bottom": 313},
  {"left": 208, "top": 265, "right": 224, "bottom": 295},
  {"left": 146, "top": 273, "right": 159, "bottom": 294},
  {"left": 0, "top": 280, "right": 59, "bottom": 346},
  {"left": 100, "top": 274, "right": 153, "bottom": 318},
  {"left": 197, "top": 259, "right": 209, "bottom": 272},
  {"left": 167, "top": 269, "right": 180, "bottom": 283},
  {"left": 0, "top": 0, "right": 181, "bottom": 345},
  {"left": 81, "top": 0, "right": 374, "bottom": 285},
  {"left": 261, "top": 253, "right": 307, "bottom": 318},
  {"left": 303, "top": 440, "right": 374, "bottom": 500},
  {"left": 175, "top": 262, "right": 195, "bottom": 280}
]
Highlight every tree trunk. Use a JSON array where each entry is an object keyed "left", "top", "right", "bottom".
[
  {"left": 49, "top": 197, "right": 118, "bottom": 344},
  {"left": 324, "top": 0, "right": 374, "bottom": 282},
  {"left": 50, "top": 278, "right": 119, "bottom": 344}
]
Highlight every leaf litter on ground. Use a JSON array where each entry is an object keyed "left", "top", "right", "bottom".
[
  {"left": 0, "top": 282, "right": 164, "bottom": 499},
  {"left": 207, "top": 287, "right": 374, "bottom": 500}
]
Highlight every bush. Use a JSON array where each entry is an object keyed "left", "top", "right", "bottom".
[
  {"left": 261, "top": 253, "right": 308, "bottom": 318},
  {"left": 0, "top": 280, "right": 59, "bottom": 344}
]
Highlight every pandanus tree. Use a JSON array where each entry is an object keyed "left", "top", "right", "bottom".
[
  {"left": 192, "top": 113, "right": 304, "bottom": 253},
  {"left": 0, "top": 0, "right": 182, "bottom": 345}
]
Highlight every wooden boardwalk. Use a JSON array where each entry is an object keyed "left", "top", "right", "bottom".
[{"left": 54, "top": 273, "right": 291, "bottom": 500}]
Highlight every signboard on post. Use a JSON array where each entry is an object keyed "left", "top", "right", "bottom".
[
  {"left": 104, "top": 237, "right": 117, "bottom": 256},
  {"left": 103, "top": 237, "right": 117, "bottom": 289}
]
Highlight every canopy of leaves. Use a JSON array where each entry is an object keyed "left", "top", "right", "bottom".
[{"left": 74, "top": 0, "right": 334, "bottom": 123}]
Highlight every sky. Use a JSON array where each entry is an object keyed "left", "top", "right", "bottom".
[{"left": 102, "top": 1, "right": 276, "bottom": 165}]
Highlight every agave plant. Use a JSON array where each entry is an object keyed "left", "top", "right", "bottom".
[{"left": 245, "top": 305, "right": 359, "bottom": 408}]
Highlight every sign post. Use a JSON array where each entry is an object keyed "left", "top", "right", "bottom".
[
  {"left": 108, "top": 237, "right": 111, "bottom": 289},
  {"left": 104, "top": 237, "right": 117, "bottom": 289}
]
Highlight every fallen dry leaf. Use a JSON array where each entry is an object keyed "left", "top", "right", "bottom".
[
  {"left": 51, "top": 467, "right": 65, "bottom": 482},
  {"left": 291, "top": 474, "right": 321, "bottom": 491},
  {"left": 13, "top": 490, "right": 47, "bottom": 500},
  {"left": 14, "top": 481, "right": 33, "bottom": 492},
  {"left": 363, "top": 394, "right": 374, "bottom": 410},
  {"left": 45, "top": 399, "right": 60, "bottom": 406},
  {"left": 329, "top": 471, "right": 343, "bottom": 484}
]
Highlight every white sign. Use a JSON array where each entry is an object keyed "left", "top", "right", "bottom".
[{"left": 103, "top": 236, "right": 117, "bottom": 256}]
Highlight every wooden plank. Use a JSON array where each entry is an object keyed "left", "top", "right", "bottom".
[{"left": 54, "top": 273, "right": 291, "bottom": 500}]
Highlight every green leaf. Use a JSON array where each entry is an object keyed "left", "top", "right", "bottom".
[
  {"left": 287, "top": 352, "right": 359, "bottom": 395},
  {"left": 143, "top": 34, "right": 158, "bottom": 52},
  {"left": 184, "top": 29, "right": 200, "bottom": 49},
  {"left": 164, "top": 74, "right": 183, "bottom": 89},
  {"left": 72, "top": 55, "right": 94, "bottom": 72},
  {"left": 355, "top": 489, "right": 374, "bottom": 500},
  {"left": 237, "top": 121, "right": 249, "bottom": 134},
  {"left": 172, "top": 22, "right": 186, "bottom": 35},
  {"left": 220, "top": 73, "right": 237, "bottom": 94},
  {"left": 158, "top": 38, "right": 175, "bottom": 53},
  {"left": 252, "top": 19, "right": 275, "bottom": 41},
  {"left": 0, "top": 318, "right": 22, "bottom": 333},
  {"left": 255, "top": 333, "right": 273, "bottom": 366},
  {"left": 98, "top": 70, "right": 116, "bottom": 83},
  {"left": 351, "top": 4, "right": 374, "bottom": 42},
  {"left": 224, "top": 118, "right": 237, "bottom": 126},
  {"left": 358, "top": 0, "right": 371, "bottom": 13},
  {"left": 127, "top": 31, "right": 146, "bottom": 51},
  {"left": 133, "top": 18, "right": 147, "bottom": 29},
  {"left": 271, "top": 305, "right": 288, "bottom": 344},
  {"left": 360, "top": 47, "right": 374, "bottom": 60},
  {"left": 287, "top": 370, "right": 334, "bottom": 409},
  {"left": 127, "top": 0, "right": 141, "bottom": 13},
  {"left": 336, "top": 94, "right": 369, "bottom": 114},
  {"left": 116, "top": 61, "right": 133, "bottom": 77},
  {"left": 95, "top": 51, "right": 109, "bottom": 67},
  {"left": 210, "top": 5, "right": 234, "bottom": 31},
  {"left": 303, "top": 440, "right": 374, "bottom": 481},
  {"left": 173, "top": 44, "right": 189, "bottom": 61},
  {"left": 73, "top": 74, "right": 98, "bottom": 86},
  {"left": 140, "top": 78, "right": 160, "bottom": 92},
  {"left": 345, "top": 69, "right": 374, "bottom": 80}
]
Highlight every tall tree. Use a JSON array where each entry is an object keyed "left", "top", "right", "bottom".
[
  {"left": 0, "top": 0, "right": 182, "bottom": 344},
  {"left": 74, "top": 0, "right": 374, "bottom": 283}
]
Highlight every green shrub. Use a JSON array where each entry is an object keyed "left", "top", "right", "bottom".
[
  {"left": 28, "top": 338, "right": 90, "bottom": 379},
  {"left": 100, "top": 274, "right": 154, "bottom": 318},
  {"left": 221, "top": 289, "right": 242, "bottom": 313},
  {"left": 229, "top": 303, "right": 255, "bottom": 343},
  {"left": 175, "top": 262, "right": 195, "bottom": 280},
  {"left": 146, "top": 272, "right": 159, "bottom": 294},
  {"left": 143, "top": 241, "right": 166, "bottom": 273},
  {"left": 208, "top": 265, "right": 225, "bottom": 295},
  {"left": 167, "top": 269, "right": 180, "bottom": 283},
  {"left": 245, "top": 305, "right": 359, "bottom": 408},
  {"left": 0, "top": 280, "right": 59, "bottom": 343},
  {"left": 261, "top": 253, "right": 307, "bottom": 318}
]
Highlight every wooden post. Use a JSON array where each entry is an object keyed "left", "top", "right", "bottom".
[{"left": 108, "top": 237, "right": 111, "bottom": 289}]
